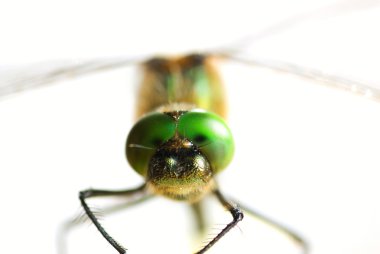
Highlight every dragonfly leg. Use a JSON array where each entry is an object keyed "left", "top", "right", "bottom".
[
  {"left": 57, "top": 187, "right": 152, "bottom": 254},
  {"left": 191, "top": 201, "right": 207, "bottom": 234},
  {"left": 79, "top": 184, "right": 147, "bottom": 254},
  {"left": 231, "top": 199, "right": 309, "bottom": 254},
  {"left": 195, "top": 189, "right": 244, "bottom": 254}
]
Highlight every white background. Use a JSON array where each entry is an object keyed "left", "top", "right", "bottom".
[{"left": 0, "top": 0, "right": 380, "bottom": 254}]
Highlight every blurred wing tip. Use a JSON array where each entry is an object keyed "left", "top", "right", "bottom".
[
  {"left": 225, "top": 54, "right": 380, "bottom": 103},
  {"left": 0, "top": 55, "right": 147, "bottom": 99}
]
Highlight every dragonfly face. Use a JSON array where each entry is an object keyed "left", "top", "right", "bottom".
[{"left": 147, "top": 135, "right": 214, "bottom": 202}]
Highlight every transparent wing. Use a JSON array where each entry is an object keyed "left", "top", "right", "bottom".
[
  {"left": 213, "top": 0, "right": 380, "bottom": 54},
  {"left": 0, "top": 56, "right": 145, "bottom": 98},
  {"left": 218, "top": 53, "right": 380, "bottom": 101},
  {"left": 209, "top": 0, "right": 380, "bottom": 103},
  {"left": 2, "top": 0, "right": 378, "bottom": 100},
  {"left": 3, "top": 53, "right": 379, "bottom": 103}
]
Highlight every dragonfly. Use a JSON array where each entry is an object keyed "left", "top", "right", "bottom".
[{"left": 0, "top": 1, "right": 380, "bottom": 254}]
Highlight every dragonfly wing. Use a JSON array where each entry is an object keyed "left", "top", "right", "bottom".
[
  {"left": 212, "top": 0, "right": 380, "bottom": 54},
  {"left": 0, "top": 56, "right": 145, "bottom": 98},
  {"left": 221, "top": 54, "right": 380, "bottom": 101}
]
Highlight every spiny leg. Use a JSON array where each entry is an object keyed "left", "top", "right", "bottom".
[
  {"left": 57, "top": 192, "right": 152, "bottom": 254},
  {"left": 195, "top": 189, "right": 244, "bottom": 254},
  {"left": 232, "top": 199, "right": 309, "bottom": 254},
  {"left": 79, "top": 184, "right": 147, "bottom": 254}
]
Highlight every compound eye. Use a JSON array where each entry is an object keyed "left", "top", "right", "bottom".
[
  {"left": 177, "top": 110, "right": 234, "bottom": 173},
  {"left": 126, "top": 112, "right": 176, "bottom": 176}
]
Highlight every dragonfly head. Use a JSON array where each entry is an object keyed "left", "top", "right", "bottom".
[{"left": 126, "top": 110, "right": 234, "bottom": 202}]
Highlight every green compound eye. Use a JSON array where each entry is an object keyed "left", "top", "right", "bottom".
[
  {"left": 126, "top": 112, "right": 176, "bottom": 176},
  {"left": 177, "top": 110, "right": 234, "bottom": 173}
]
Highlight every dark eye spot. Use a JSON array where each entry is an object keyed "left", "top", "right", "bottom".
[
  {"left": 152, "top": 138, "right": 163, "bottom": 147},
  {"left": 193, "top": 135, "right": 207, "bottom": 143}
]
